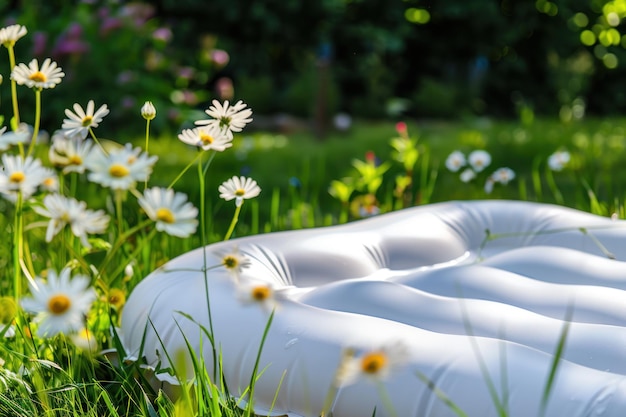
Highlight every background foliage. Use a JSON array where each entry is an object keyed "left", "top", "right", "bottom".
[{"left": 4, "top": 0, "right": 626, "bottom": 133}]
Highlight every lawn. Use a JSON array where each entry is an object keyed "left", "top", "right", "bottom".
[{"left": 144, "top": 114, "right": 626, "bottom": 241}]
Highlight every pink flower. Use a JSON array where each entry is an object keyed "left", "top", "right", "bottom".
[
  {"left": 395, "top": 121, "right": 408, "bottom": 136},
  {"left": 211, "top": 49, "right": 230, "bottom": 67}
]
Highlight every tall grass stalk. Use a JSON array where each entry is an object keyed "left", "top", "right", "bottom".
[{"left": 25, "top": 89, "right": 41, "bottom": 158}]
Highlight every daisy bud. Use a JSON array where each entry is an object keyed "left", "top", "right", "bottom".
[{"left": 141, "top": 101, "right": 156, "bottom": 121}]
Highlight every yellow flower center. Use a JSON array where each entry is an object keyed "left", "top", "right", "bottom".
[
  {"left": 109, "top": 164, "right": 130, "bottom": 178},
  {"left": 43, "top": 178, "right": 54, "bottom": 188},
  {"left": 251, "top": 285, "right": 271, "bottom": 301},
  {"left": 127, "top": 156, "right": 137, "bottom": 164},
  {"left": 108, "top": 288, "right": 126, "bottom": 309},
  {"left": 81, "top": 116, "right": 93, "bottom": 127},
  {"left": 235, "top": 188, "right": 245, "bottom": 197},
  {"left": 361, "top": 352, "right": 387, "bottom": 374},
  {"left": 222, "top": 255, "right": 238, "bottom": 269},
  {"left": 29, "top": 71, "right": 47, "bottom": 83},
  {"left": 9, "top": 171, "right": 25, "bottom": 183},
  {"left": 48, "top": 294, "right": 71, "bottom": 315},
  {"left": 68, "top": 155, "right": 82, "bottom": 165},
  {"left": 199, "top": 132, "right": 214, "bottom": 144},
  {"left": 156, "top": 207, "right": 175, "bottom": 224}
]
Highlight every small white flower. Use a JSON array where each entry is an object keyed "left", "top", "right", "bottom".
[
  {"left": 460, "top": 168, "right": 476, "bottom": 183},
  {"left": 334, "top": 342, "right": 410, "bottom": 387},
  {"left": 548, "top": 150, "right": 570, "bottom": 171},
  {"left": 21, "top": 267, "right": 97, "bottom": 337},
  {"left": 0, "top": 155, "right": 48, "bottom": 201},
  {"left": 195, "top": 99, "right": 253, "bottom": 138},
  {"left": 85, "top": 143, "right": 158, "bottom": 190},
  {"left": 0, "top": 24, "right": 27, "bottom": 47},
  {"left": 141, "top": 101, "right": 156, "bottom": 120},
  {"left": 0, "top": 124, "right": 30, "bottom": 151},
  {"left": 39, "top": 167, "right": 59, "bottom": 193},
  {"left": 491, "top": 167, "right": 516, "bottom": 184},
  {"left": 49, "top": 134, "right": 95, "bottom": 174},
  {"left": 236, "top": 280, "right": 276, "bottom": 312},
  {"left": 178, "top": 126, "right": 233, "bottom": 152},
  {"left": 138, "top": 187, "right": 198, "bottom": 237},
  {"left": 34, "top": 194, "right": 110, "bottom": 248},
  {"left": 468, "top": 150, "right": 491, "bottom": 172},
  {"left": 11, "top": 58, "right": 65, "bottom": 89},
  {"left": 219, "top": 246, "right": 252, "bottom": 282},
  {"left": 219, "top": 175, "right": 261, "bottom": 207},
  {"left": 61, "top": 100, "right": 110, "bottom": 140},
  {"left": 484, "top": 178, "right": 495, "bottom": 194},
  {"left": 70, "top": 328, "right": 98, "bottom": 352},
  {"left": 445, "top": 151, "right": 466, "bottom": 172}
]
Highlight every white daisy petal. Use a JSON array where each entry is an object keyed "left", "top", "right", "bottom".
[
  {"left": 218, "top": 175, "right": 261, "bottom": 207},
  {"left": 21, "top": 267, "right": 96, "bottom": 338},
  {"left": 11, "top": 58, "right": 64, "bottom": 89},
  {"left": 195, "top": 99, "right": 253, "bottom": 138},
  {"left": 84, "top": 143, "right": 158, "bottom": 190},
  {"left": 138, "top": 187, "right": 198, "bottom": 237},
  {"left": 468, "top": 150, "right": 491, "bottom": 173}
]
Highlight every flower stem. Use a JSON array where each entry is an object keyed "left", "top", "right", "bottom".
[
  {"left": 114, "top": 189, "right": 124, "bottom": 238},
  {"left": 144, "top": 119, "right": 151, "bottom": 190},
  {"left": 89, "top": 127, "right": 108, "bottom": 156},
  {"left": 197, "top": 153, "right": 218, "bottom": 380},
  {"left": 7, "top": 46, "right": 21, "bottom": 128},
  {"left": 224, "top": 203, "right": 242, "bottom": 241},
  {"left": 26, "top": 89, "right": 41, "bottom": 158},
  {"left": 168, "top": 151, "right": 204, "bottom": 189},
  {"left": 13, "top": 192, "right": 23, "bottom": 301}
]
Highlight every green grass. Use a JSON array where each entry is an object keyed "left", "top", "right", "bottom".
[{"left": 144, "top": 115, "right": 626, "bottom": 237}]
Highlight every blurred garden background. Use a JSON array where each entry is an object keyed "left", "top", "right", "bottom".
[{"left": 3, "top": 0, "right": 626, "bottom": 230}]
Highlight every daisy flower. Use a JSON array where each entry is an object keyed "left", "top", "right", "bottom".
[
  {"left": 34, "top": 194, "right": 110, "bottom": 248},
  {"left": 11, "top": 58, "right": 65, "bottom": 89},
  {"left": 0, "top": 155, "right": 48, "bottom": 201},
  {"left": 21, "top": 267, "right": 97, "bottom": 337},
  {"left": 106, "top": 288, "right": 127, "bottom": 310},
  {"left": 219, "top": 175, "right": 261, "bottom": 207},
  {"left": 195, "top": 99, "right": 253, "bottom": 138},
  {"left": 85, "top": 143, "right": 158, "bottom": 190},
  {"left": 61, "top": 100, "right": 110, "bottom": 140},
  {"left": 460, "top": 167, "right": 476, "bottom": 183},
  {"left": 334, "top": 342, "right": 410, "bottom": 387},
  {"left": 491, "top": 167, "right": 516, "bottom": 184},
  {"left": 49, "top": 134, "right": 95, "bottom": 174},
  {"left": 70, "top": 328, "right": 98, "bottom": 352},
  {"left": 445, "top": 150, "right": 466, "bottom": 172},
  {"left": 0, "top": 24, "right": 27, "bottom": 48},
  {"left": 236, "top": 280, "right": 276, "bottom": 312},
  {"left": 39, "top": 167, "right": 59, "bottom": 193},
  {"left": 548, "top": 150, "right": 570, "bottom": 171},
  {"left": 484, "top": 177, "right": 495, "bottom": 194},
  {"left": 177, "top": 126, "right": 233, "bottom": 152},
  {"left": 468, "top": 150, "right": 491, "bottom": 173},
  {"left": 138, "top": 187, "right": 198, "bottom": 237},
  {"left": 141, "top": 101, "right": 156, "bottom": 120},
  {"left": 219, "top": 246, "right": 252, "bottom": 282}
]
